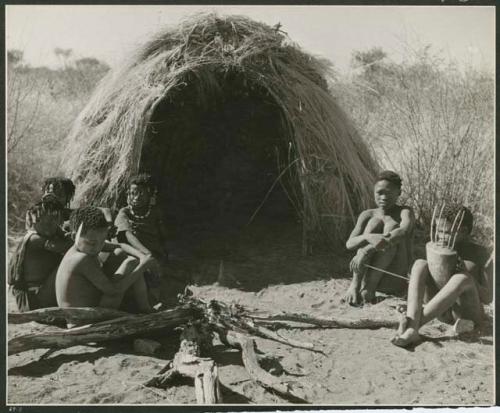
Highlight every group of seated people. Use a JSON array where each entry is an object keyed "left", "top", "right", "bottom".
[
  {"left": 9, "top": 173, "right": 167, "bottom": 317},
  {"left": 343, "top": 170, "right": 493, "bottom": 347},
  {"left": 9, "top": 170, "right": 493, "bottom": 347}
]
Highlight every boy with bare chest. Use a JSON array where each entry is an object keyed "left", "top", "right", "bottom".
[
  {"left": 343, "top": 171, "right": 415, "bottom": 305},
  {"left": 56, "top": 207, "right": 155, "bottom": 312}
]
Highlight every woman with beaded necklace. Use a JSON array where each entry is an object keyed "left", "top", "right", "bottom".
[{"left": 115, "top": 173, "right": 168, "bottom": 305}]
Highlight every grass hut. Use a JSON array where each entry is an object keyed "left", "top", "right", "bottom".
[{"left": 61, "top": 13, "right": 378, "bottom": 255}]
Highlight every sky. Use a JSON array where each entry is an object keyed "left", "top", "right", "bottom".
[{"left": 6, "top": 5, "right": 495, "bottom": 74}]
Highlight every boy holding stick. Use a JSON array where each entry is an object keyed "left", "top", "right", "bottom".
[{"left": 343, "top": 171, "right": 415, "bottom": 305}]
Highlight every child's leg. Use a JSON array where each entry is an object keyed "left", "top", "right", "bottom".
[
  {"left": 144, "top": 269, "right": 161, "bottom": 305},
  {"left": 393, "top": 269, "right": 479, "bottom": 347},
  {"left": 131, "top": 275, "right": 153, "bottom": 313},
  {"left": 454, "top": 290, "right": 484, "bottom": 325},
  {"left": 358, "top": 220, "right": 399, "bottom": 302},
  {"left": 392, "top": 259, "right": 429, "bottom": 346},
  {"left": 343, "top": 217, "right": 384, "bottom": 305},
  {"left": 343, "top": 251, "right": 367, "bottom": 306},
  {"left": 420, "top": 273, "right": 478, "bottom": 325},
  {"left": 99, "top": 293, "right": 124, "bottom": 309},
  {"left": 359, "top": 244, "right": 397, "bottom": 303}
]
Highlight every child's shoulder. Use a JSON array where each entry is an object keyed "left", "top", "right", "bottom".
[
  {"left": 358, "top": 208, "right": 377, "bottom": 218},
  {"left": 62, "top": 246, "right": 90, "bottom": 264}
]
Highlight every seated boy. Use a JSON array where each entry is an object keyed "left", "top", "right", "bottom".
[
  {"left": 392, "top": 205, "right": 492, "bottom": 347},
  {"left": 56, "top": 206, "right": 155, "bottom": 313},
  {"left": 115, "top": 173, "right": 168, "bottom": 301},
  {"left": 343, "top": 171, "right": 415, "bottom": 305},
  {"left": 9, "top": 195, "right": 73, "bottom": 312}
]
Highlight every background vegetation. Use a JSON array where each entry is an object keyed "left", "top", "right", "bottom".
[
  {"left": 7, "top": 44, "right": 494, "bottom": 247},
  {"left": 334, "top": 46, "right": 494, "bottom": 246},
  {"left": 7, "top": 49, "right": 109, "bottom": 242}
]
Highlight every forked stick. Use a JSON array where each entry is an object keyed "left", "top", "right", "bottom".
[
  {"left": 447, "top": 210, "right": 463, "bottom": 249},
  {"left": 451, "top": 210, "right": 466, "bottom": 250},
  {"left": 429, "top": 205, "right": 438, "bottom": 243},
  {"left": 434, "top": 203, "right": 446, "bottom": 244}
]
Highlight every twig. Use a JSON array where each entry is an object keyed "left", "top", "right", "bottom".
[
  {"left": 246, "top": 158, "right": 299, "bottom": 225},
  {"left": 429, "top": 204, "right": 438, "bottom": 243},
  {"left": 447, "top": 209, "right": 462, "bottom": 248},
  {"left": 451, "top": 210, "right": 466, "bottom": 250}
]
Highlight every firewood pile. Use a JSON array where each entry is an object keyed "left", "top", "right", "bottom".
[{"left": 8, "top": 288, "right": 399, "bottom": 404}]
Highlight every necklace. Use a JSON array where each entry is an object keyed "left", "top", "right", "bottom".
[{"left": 129, "top": 206, "right": 151, "bottom": 219}]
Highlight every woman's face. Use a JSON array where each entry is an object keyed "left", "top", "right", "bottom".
[
  {"left": 44, "top": 183, "right": 68, "bottom": 206},
  {"left": 374, "top": 180, "right": 400, "bottom": 211},
  {"left": 127, "top": 184, "right": 151, "bottom": 210},
  {"left": 75, "top": 227, "right": 108, "bottom": 256}
]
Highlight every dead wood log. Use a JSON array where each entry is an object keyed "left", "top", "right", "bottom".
[
  {"left": 8, "top": 307, "right": 129, "bottom": 325},
  {"left": 145, "top": 322, "right": 221, "bottom": 404},
  {"left": 8, "top": 305, "right": 199, "bottom": 355},
  {"left": 201, "top": 299, "right": 324, "bottom": 353},
  {"left": 250, "top": 311, "right": 399, "bottom": 329},
  {"left": 222, "top": 330, "right": 312, "bottom": 403}
]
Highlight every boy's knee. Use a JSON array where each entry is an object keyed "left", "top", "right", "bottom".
[{"left": 412, "top": 259, "right": 428, "bottom": 273}]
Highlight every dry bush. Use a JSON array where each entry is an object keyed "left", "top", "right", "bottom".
[
  {"left": 7, "top": 51, "right": 109, "bottom": 238},
  {"left": 335, "top": 46, "right": 494, "bottom": 246}
]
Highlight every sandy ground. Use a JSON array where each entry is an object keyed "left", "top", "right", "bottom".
[{"left": 7, "top": 222, "right": 495, "bottom": 406}]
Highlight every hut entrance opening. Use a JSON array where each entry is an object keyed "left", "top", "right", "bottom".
[{"left": 141, "top": 69, "right": 303, "bottom": 263}]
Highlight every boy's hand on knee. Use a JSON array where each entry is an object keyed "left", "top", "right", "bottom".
[{"left": 350, "top": 250, "right": 369, "bottom": 273}]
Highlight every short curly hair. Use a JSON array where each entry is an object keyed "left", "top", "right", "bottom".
[
  {"left": 439, "top": 204, "right": 474, "bottom": 234},
  {"left": 42, "top": 177, "right": 76, "bottom": 204},
  {"left": 69, "top": 206, "right": 108, "bottom": 234},
  {"left": 129, "top": 173, "right": 157, "bottom": 193},
  {"left": 26, "top": 194, "right": 64, "bottom": 230},
  {"left": 376, "top": 170, "right": 402, "bottom": 189}
]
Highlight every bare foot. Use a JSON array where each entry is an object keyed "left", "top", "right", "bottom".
[
  {"left": 152, "top": 302, "right": 165, "bottom": 312},
  {"left": 391, "top": 326, "right": 420, "bottom": 347},
  {"left": 341, "top": 286, "right": 361, "bottom": 306}
]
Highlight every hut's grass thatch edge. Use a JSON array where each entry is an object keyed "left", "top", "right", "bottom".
[{"left": 61, "top": 12, "right": 379, "bottom": 242}]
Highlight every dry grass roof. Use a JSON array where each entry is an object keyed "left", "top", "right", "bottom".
[{"left": 61, "top": 13, "right": 378, "bottom": 233}]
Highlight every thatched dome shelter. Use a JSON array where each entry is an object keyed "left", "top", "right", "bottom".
[{"left": 61, "top": 13, "right": 378, "bottom": 252}]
